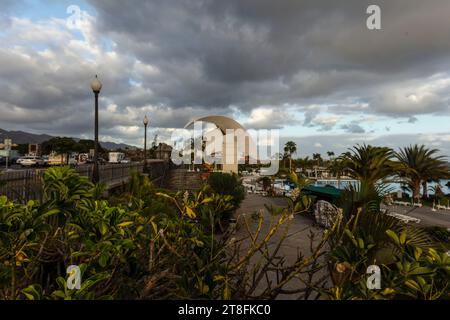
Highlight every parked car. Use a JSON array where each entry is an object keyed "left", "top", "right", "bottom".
[
  {"left": 20, "top": 156, "right": 45, "bottom": 167},
  {"left": 42, "top": 155, "right": 49, "bottom": 166},
  {"left": 16, "top": 157, "right": 26, "bottom": 165}
]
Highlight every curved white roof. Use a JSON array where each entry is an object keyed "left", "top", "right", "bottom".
[{"left": 185, "top": 115, "right": 246, "bottom": 134}]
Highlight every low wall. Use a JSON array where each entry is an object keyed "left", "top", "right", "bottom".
[{"left": 0, "top": 160, "right": 169, "bottom": 203}]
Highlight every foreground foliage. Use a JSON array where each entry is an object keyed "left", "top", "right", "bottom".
[
  {"left": 1, "top": 167, "right": 449, "bottom": 300},
  {"left": 324, "top": 180, "right": 450, "bottom": 300},
  {"left": 0, "top": 168, "right": 326, "bottom": 300}
]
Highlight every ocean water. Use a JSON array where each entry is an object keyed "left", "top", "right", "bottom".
[
  {"left": 387, "top": 180, "right": 450, "bottom": 196},
  {"left": 314, "top": 179, "right": 450, "bottom": 196}
]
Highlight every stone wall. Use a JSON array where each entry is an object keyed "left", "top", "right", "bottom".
[{"left": 165, "top": 169, "right": 205, "bottom": 191}]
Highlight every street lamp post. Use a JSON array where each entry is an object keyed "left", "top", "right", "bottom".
[
  {"left": 91, "top": 75, "right": 102, "bottom": 183},
  {"left": 143, "top": 115, "right": 149, "bottom": 173}
]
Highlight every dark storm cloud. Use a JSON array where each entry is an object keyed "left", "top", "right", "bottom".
[
  {"left": 1, "top": 0, "right": 450, "bottom": 146},
  {"left": 89, "top": 0, "right": 450, "bottom": 117}
]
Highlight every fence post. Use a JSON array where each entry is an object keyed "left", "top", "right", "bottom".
[{"left": 25, "top": 170, "right": 29, "bottom": 202}]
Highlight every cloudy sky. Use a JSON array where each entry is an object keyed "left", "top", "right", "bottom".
[{"left": 1, "top": 0, "right": 450, "bottom": 157}]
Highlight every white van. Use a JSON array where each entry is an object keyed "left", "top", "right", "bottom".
[{"left": 109, "top": 152, "right": 126, "bottom": 164}]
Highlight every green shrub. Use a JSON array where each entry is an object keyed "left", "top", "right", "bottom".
[
  {"left": 324, "top": 198, "right": 449, "bottom": 300},
  {"left": 324, "top": 227, "right": 450, "bottom": 300},
  {"left": 1, "top": 167, "right": 331, "bottom": 301},
  {"left": 424, "top": 226, "right": 450, "bottom": 243},
  {"left": 207, "top": 172, "right": 245, "bottom": 209},
  {"left": 3, "top": 167, "right": 448, "bottom": 300},
  {"left": 0, "top": 167, "right": 234, "bottom": 300}
]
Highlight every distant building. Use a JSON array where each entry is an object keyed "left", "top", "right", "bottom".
[
  {"left": 0, "top": 150, "right": 19, "bottom": 158},
  {"left": 155, "top": 143, "right": 172, "bottom": 161},
  {"left": 28, "top": 144, "right": 41, "bottom": 156},
  {"left": 184, "top": 116, "right": 251, "bottom": 173},
  {"left": 300, "top": 166, "right": 333, "bottom": 179},
  {"left": 0, "top": 139, "right": 19, "bottom": 159}
]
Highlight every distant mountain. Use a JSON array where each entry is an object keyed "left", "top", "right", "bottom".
[
  {"left": 99, "top": 141, "right": 138, "bottom": 150},
  {"left": 0, "top": 128, "right": 53, "bottom": 144},
  {"left": 0, "top": 128, "right": 137, "bottom": 150}
]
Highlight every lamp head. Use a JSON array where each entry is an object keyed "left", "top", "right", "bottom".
[{"left": 91, "top": 75, "right": 102, "bottom": 93}]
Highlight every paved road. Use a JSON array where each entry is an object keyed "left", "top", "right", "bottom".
[
  {"left": 384, "top": 205, "right": 450, "bottom": 228},
  {"left": 0, "top": 163, "right": 110, "bottom": 172},
  {"left": 0, "top": 164, "right": 79, "bottom": 172}
]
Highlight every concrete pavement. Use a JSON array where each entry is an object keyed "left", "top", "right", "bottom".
[
  {"left": 231, "top": 195, "right": 450, "bottom": 299},
  {"left": 233, "top": 195, "right": 328, "bottom": 299},
  {"left": 384, "top": 204, "right": 450, "bottom": 228}
]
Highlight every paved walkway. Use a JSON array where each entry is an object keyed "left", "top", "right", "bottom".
[
  {"left": 231, "top": 195, "right": 450, "bottom": 299},
  {"left": 233, "top": 194, "right": 328, "bottom": 299},
  {"left": 383, "top": 205, "right": 450, "bottom": 228}
]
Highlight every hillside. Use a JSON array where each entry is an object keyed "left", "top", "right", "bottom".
[{"left": 0, "top": 128, "right": 136, "bottom": 150}]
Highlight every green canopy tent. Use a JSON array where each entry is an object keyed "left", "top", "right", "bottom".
[{"left": 301, "top": 185, "right": 342, "bottom": 204}]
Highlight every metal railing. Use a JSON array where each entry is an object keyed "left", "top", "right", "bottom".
[
  {"left": 0, "top": 160, "right": 168, "bottom": 203},
  {"left": 0, "top": 169, "right": 44, "bottom": 203},
  {"left": 74, "top": 163, "right": 145, "bottom": 185}
]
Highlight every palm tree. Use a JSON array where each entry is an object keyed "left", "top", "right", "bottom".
[
  {"left": 339, "top": 144, "right": 395, "bottom": 187},
  {"left": 328, "top": 157, "right": 346, "bottom": 188},
  {"left": 423, "top": 159, "right": 450, "bottom": 198},
  {"left": 258, "top": 176, "right": 273, "bottom": 192},
  {"left": 312, "top": 153, "right": 322, "bottom": 166},
  {"left": 327, "top": 151, "right": 335, "bottom": 160},
  {"left": 394, "top": 145, "right": 449, "bottom": 200},
  {"left": 430, "top": 184, "right": 445, "bottom": 200},
  {"left": 284, "top": 141, "right": 297, "bottom": 172},
  {"left": 295, "top": 156, "right": 314, "bottom": 177},
  {"left": 296, "top": 156, "right": 311, "bottom": 168}
]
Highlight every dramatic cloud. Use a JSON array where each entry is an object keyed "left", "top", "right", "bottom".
[
  {"left": 0, "top": 0, "right": 450, "bottom": 153},
  {"left": 243, "top": 107, "right": 299, "bottom": 129},
  {"left": 89, "top": 0, "right": 450, "bottom": 114},
  {"left": 341, "top": 122, "right": 366, "bottom": 134}
]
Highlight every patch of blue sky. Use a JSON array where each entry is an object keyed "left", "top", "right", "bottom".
[
  {"left": 9, "top": 0, "right": 96, "bottom": 21},
  {"left": 1, "top": 0, "right": 102, "bottom": 48},
  {"left": 129, "top": 79, "right": 142, "bottom": 87},
  {"left": 384, "top": 114, "right": 450, "bottom": 135},
  {"left": 279, "top": 112, "right": 450, "bottom": 138},
  {"left": 100, "top": 37, "right": 116, "bottom": 53}
]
